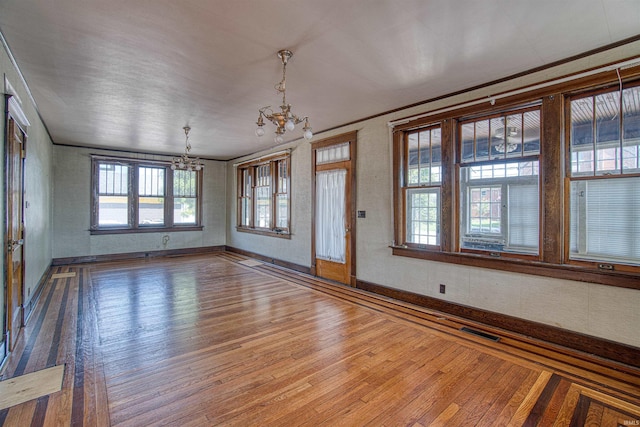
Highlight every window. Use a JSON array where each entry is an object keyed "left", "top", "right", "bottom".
[
  {"left": 402, "top": 126, "right": 442, "bottom": 248},
  {"left": 459, "top": 108, "right": 541, "bottom": 255},
  {"left": 91, "top": 156, "right": 202, "bottom": 233},
  {"left": 392, "top": 70, "right": 640, "bottom": 286},
  {"left": 236, "top": 153, "right": 290, "bottom": 236},
  {"left": 568, "top": 83, "right": 640, "bottom": 266}
]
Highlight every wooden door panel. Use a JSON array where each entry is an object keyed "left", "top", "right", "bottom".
[
  {"left": 312, "top": 132, "right": 356, "bottom": 287},
  {"left": 5, "top": 117, "right": 25, "bottom": 351}
]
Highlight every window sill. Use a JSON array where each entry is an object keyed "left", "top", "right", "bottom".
[
  {"left": 90, "top": 225, "right": 204, "bottom": 235},
  {"left": 390, "top": 246, "right": 640, "bottom": 290},
  {"left": 236, "top": 227, "right": 291, "bottom": 239}
]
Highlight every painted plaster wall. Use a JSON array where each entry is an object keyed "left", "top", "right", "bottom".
[
  {"left": 52, "top": 145, "right": 227, "bottom": 258},
  {"left": 227, "top": 41, "right": 640, "bottom": 348},
  {"left": 1, "top": 42, "right": 54, "bottom": 314}
]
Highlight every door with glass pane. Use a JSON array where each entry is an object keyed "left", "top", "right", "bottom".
[
  {"left": 5, "top": 116, "right": 26, "bottom": 351},
  {"left": 312, "top": 132, "right": 356, "bottom": 285}
]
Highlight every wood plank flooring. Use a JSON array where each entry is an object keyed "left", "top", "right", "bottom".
[{"left": 0, "top": 252, "right": 639, "bottom": 426}]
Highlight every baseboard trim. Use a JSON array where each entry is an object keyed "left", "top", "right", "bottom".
[
  {"left": 225, "top": 246, "right": 311, "bottom": 275},
  {"left": 52, "top": 245, "right": 226, "bottom": 266},
  {"left": 24, "top": 264, "right": 52, "bottom": 323},
  {"left": 356, "top": 279, "right": 640, "bottom": 369}
]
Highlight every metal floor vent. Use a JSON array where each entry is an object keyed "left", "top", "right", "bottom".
[{"left": 460, "top": 327, "right": 501, "bottom": 342}]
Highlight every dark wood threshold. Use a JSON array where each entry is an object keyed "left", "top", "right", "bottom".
[
  {"left": 52, "top": 245, "right": 225, "bottom": 266},
  {"left": 356, "top": 278, "right": 640, "bottom": 370},
  {"left": 225, "top": 246, "right": 310, "bottom": 274}
]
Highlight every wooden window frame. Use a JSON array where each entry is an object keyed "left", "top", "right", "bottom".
[
  {"left": 392, "top": 65, "right": 640, "bottom": 289},
  {"left": 564, "top": 81, "right": 640, "bottom": 274},
  {"left": 90, "top": 155, "right": 203, "bottom": 234},
  {"left": 400, "top": 125, "right": 443, "bottom": 250},
  {"left": 236, "top": 152, "right": 291, "bottom": 238}
]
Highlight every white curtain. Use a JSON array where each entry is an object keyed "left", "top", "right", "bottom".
[{"left": 316, "top": 169, "right": 346, "bottom": 263}]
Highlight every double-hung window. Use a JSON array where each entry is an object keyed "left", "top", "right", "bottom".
[
  {"left": 392, "top": 71, "right": 640, "bottom": 285},
  {"left": 237, "top": 153, "right": 290, "bottom": 236},
  {"left": 568, "top": 83, "right": 640, "bottom": 267},
  {"left": 91, "top": 156, "right": 202, "bottom": 233},
  {"left": 402, "top": 126, "right": 442, "bottom": 248},
  {"left": 459, "top": 108, "right": 541, "bottom": 256}
]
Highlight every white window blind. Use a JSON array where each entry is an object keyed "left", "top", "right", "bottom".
[
  {"left": 570, "top": 177, "right": 640, "bottom": 263},
  {"left": 508, "top": 183, "right": 539, "bottom": 250}
]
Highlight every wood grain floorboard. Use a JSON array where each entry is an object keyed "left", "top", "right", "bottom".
[{"left": 0, "top": 253, "right": 638, "bottom": 426}]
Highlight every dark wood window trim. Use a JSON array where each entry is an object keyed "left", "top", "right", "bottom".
[
  {"left": 236, "top": 152, "right": 291, "bottom": 237},
  {"left": 392, "top": 64, "right": 640, "bottom": 290},
  {"left": 90, "top": 155, "right": 203, "bottom": 234}
]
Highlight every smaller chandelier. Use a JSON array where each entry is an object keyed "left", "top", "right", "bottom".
[
  {"left": 255, "top": 49, "right": 313, "bottom": 144},
  {"left": 171, "top": 126, "right": 204, "bottom": 171}
]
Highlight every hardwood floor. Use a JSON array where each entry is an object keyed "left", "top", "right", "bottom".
[{"left": 0, "top": 252, "right": 638, "bottom": 426}]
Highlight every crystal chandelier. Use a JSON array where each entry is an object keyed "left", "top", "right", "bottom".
[
  {"left": 171, "top": 126, "right": 204, "bottom": 171},
  {"left": 255, "top": 49, "right": 313, "bottom": 143}
]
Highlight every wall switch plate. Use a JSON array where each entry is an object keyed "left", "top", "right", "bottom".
[
  {"left": 357, "top": 210, "right": 366, "bottom": 218},
  {"left": 439, "top": 284, "right": 446, "bottom": 294}
]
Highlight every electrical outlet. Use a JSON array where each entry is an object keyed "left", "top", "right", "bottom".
[{"left": 439, "top": 284, "right": 446, "bottom": 294}]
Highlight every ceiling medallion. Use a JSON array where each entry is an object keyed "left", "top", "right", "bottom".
[{"left": 255, "top": 49, "right": 313, "bottom": 144}]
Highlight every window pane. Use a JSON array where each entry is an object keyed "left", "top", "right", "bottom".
[
  {"left": 406, "top": 188, "right": 440, "bottom": 246},
  {"left": 505, "top": 113, "right": 523, "bottom": 158},
  {"left": 174, "top": 170, "right": 196, "bottom": 197},
  {"left": 277, "top": 160, "right": 288, "bottom": 193},
  {"left": 460, "top": 160, "right": 539, "bottom": 254},
  {"left": 490, "top": 117, "right": 506, "bottom": 159},
  {"left": 98, "top": 163, "right": 128, "bottom": 195},
  {"left": 407, "top": 127, "right": 441, "bottom": 186},
  {"left": 523, "top": 110, "right": 541, "bottom": 156},
  {"left": 595, "top": 91, "right": 621, "bottom": 174},
  {"left": 139, "top": 196, "right": 164, "bottom": 226},
  {"left": 139, "top": 166, "right": 165, "bottom": 197},
  {"left": 241, "top": 198, "right": 251, "bottom": 227},
  {"left": 507, "top": 183, "right": 539, "bottom": 252},
  {"left": 316, "top": 142, "right": 350, "bottom": 165},
  {"left": 623, "top": 85, "right": 640, "bottom": 173},
  {"left": 471, "top": 187, "right": 501, "bottom": 234},
  {"left": 461, "top": 123, "right": 475, "bottom": 162},
  {"left": 98, "top": 195, "right": 128, "bottom": 226},
  {"left": 431, "top": 129, "right": 442, "bottom": 183},
  {"left": 571, "top": 97, "right": 595, "bottom": 175},
  {"left": 255, "top": 184, "right": 271, "bottom": 228},
  {"left": 174, "top": 197, "right": 196, "bottom": 224},
  {"left": 570, "top": 177, "right": 640, "bottom": 264},
  {"left": 475, "top": 120, "right": 490, "bottom": 161},
  {"left": 407, "top": 133, "right": 419, "bottom": 185},
  {"left": 276, "top": 194, "right": 288, "bottom": 229}
]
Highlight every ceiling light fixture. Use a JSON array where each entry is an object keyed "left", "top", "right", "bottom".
[
  {"left": 171, "top": 126, "right": 204, "bottom": 171},
  {"left": 255, "top": 49, "right": 313, "bottom": 143}
]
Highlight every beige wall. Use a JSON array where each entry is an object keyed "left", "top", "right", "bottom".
[
  {"left": 52, "top": 145, "right": 227, "bottom": 258},
  {"left": 226, "top": 41, "right": 640, "bottom": 348}
]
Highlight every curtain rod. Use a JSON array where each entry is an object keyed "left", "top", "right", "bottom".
[{"left": 387, "top": 56, "right": 640, "bottom": 128}]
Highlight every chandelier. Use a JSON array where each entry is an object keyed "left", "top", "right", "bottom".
[
  {"left": 171, "top": 126, "right": 204, "bottom": 171},
  {"left": 255, "top": 49, "right": 313, "bottom": 144}
]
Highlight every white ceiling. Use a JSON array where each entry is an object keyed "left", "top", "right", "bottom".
[{"left": 1, "top": 1, "right": 639, "bottom": 160}]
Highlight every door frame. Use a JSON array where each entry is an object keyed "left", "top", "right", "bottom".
[
  {"left": 311, "top": 131, "right": 357, "bottom": 286},
  {"left": 3, "top": 93, "right": 28, "bottom": 360}
]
